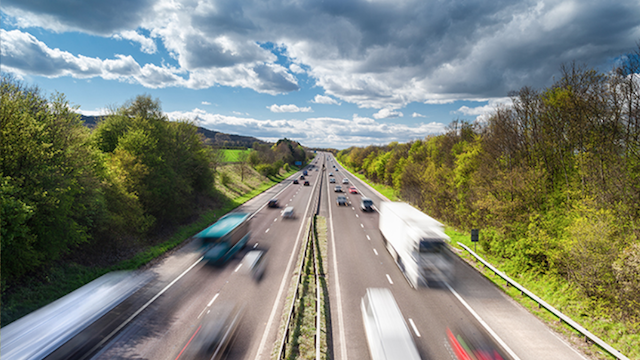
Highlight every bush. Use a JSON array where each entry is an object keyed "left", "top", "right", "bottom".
[{"left": 220, "top": 172, "right": 231, "bottom": 186}]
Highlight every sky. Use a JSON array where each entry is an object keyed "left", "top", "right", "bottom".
[{"left": 2, "top": 0, "right": 640, "bottom": 149}]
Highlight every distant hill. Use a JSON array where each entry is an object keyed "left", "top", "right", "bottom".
[{"left": 80, "top": 115, "right": 268, "bottom": 149}]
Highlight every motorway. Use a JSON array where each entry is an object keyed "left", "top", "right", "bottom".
[{"left": 45, "top": 153, "right": 592, "bottom": 360}]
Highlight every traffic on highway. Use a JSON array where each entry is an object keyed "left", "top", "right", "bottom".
[{"left": 1, "top": 153, "right": 590, "bottom": 360}]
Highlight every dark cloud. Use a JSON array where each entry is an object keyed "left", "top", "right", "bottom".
[
  {"left": 181, "top": 36, "right": 269, "bottom": 69},
  {"left": 253, "top": 63, "right": 299, "bottom": 93}
]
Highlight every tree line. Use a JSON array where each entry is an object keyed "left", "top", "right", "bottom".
[
  {"left": 0, "top": 76, "right": 214, "bottom": 290},
  {"left": 337, "top": 52, "right": 640, "bottom": 324},
  {"left": 0, "top": 73, "right": 311, "bottom": 292}
]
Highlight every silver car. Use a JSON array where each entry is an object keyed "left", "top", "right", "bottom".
[{"left": 281, "top": 206, "right": 295, "bottom": 219}]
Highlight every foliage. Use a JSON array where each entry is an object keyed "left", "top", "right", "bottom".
[
  {"left": 247, "top": 138, "right": 307, "bottom": 176},
  {"left": 220, "top": 171, "right": 231, "bottom": 186},
  {"left": 1, "top": 86, "right": 215, "bottom": 291},
  {"left": 92, "top": 95, "right": 215, "bottom": 226},
  {"left": 1, "top": 75, "right": 104, "bottom": 287}
]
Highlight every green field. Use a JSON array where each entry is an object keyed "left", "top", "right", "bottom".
[{"left": 221, "top": 148, "right": 252, "bottom": 162}]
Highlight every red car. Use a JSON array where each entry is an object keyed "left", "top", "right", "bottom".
[{"left": 349, "top": 186, "right": 358, "bottom": 194}]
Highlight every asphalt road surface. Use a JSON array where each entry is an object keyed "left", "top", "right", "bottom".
[{"left": 44, "top": 153, "right": 591, "bottom": 360}]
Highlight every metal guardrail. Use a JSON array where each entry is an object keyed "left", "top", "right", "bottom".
[
  {"left": 458, "top": 243, "right": 629, "bottom": 360},
  {"left": 277, "top": 165, "right": 323, "bottom": 360}
]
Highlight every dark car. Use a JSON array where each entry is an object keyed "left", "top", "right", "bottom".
[
  {"left": 336, "top": 195, "right": 348, "bottom": 206},
  {"left": 268, "top": 199, "right": 279, "bottom": 208},
  {"left": 304, "top": 180, "right": 310, "bottom": 186},
  {"left": 181, "top": 303, "right": 244, "bottom": 360},
  {"left": 293, "top": 179, "right": 299, "bottom": 184},
  {"left": 360, "top": 198, "right": 374, "bottom": 211},
  {"left": 300, "top": 175, "right": 305, "bottom": 180}
]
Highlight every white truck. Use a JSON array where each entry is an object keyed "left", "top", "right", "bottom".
[{"left": 379, "top": 202, "right": 454, "bottom": 288}]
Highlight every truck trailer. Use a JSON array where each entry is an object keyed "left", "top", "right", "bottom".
[{"left": 379, "top": 202, "right": 453, "bottom": 288}]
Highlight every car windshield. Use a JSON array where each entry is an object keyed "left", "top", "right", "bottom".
[{"left": 363, "top": 200, "right": 373, "bottom": 205}]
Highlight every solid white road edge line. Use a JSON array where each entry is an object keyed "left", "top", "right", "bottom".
[
  {"left": 386, "top": 274, "right": 394, "bottom": 285},
  {"left": 408, "top": 318, "right": 421, "bottom": 337},
  {"left": 445, "top": 283, "right": 522, "bottom": 360}
]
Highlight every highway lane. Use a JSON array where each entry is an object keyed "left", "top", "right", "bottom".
[
  {"left": 90, "top": 163, "right": 323, "bottom": 360},
  {"left": 324, "top": 153, "right": 589, "bottom": 360}
]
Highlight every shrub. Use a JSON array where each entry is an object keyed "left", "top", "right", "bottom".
[{"left": 220, "top": 172, "right": 231, "bottom": 186}]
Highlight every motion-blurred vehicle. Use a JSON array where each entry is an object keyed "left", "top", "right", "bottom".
[
  {"left": 336, "top": 195, "right": 348, "bottom": 206},
  {"left": 349, "top": 186, "right": 358, "bottom": 194},
  {"left": 334, "top": 185, "right": 342, "bottom": 192},
  {"left": 300, "top": 175, "right": 305, "bottom": 180},
  {"left": 241, "top": 250, "right": 267, "bottom": 280},
  {"left": 361, "top": 198, "right": 374, "bottom": 212},
  {"left": 342, "top": 178, "right": 349, "bottom": 184},
  {"left": 304, "top": 180, "right": 310, "bottom": 186},
  {"left": 293, "top": 179, "right": 299, "bottom": 184},
  {"left": 268, "top": 199, "right": 278, "bottom": 208},
  {"left": 0, "top": 272, "right": 149, "bottom": 360},
  {"left": 282, "top": 206, "right": 295, "bottom": 219},
  {"left": 361, "top": 288, "right": 421, "bottom": 360},
  {"left": 196, "top": 213, "right": 251, "bottom": 265},
  {"left": 446, "top": 326, "right": 507, "bottom": 360},
  {"left": 303, "top": 170, "right": 308, "bottom": 176},
  {"left": 329, "top": 178, "right": 336, "bottom": 183},
  {"left": 181, "top": 303, "right": 244, "bottom": 360},
  {"left": 379, "top": 202, "right": 453, "bottom": 287},
  {"left": 329, "top": 172, "right": 334, "bottom": 176}
]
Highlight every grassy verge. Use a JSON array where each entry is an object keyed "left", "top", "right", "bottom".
[
  {"left": 1, "top": 165, "right": 297, "bottom": 326},
  {"left": 448, "top": 228, "right": 639, "bottom": 360}
]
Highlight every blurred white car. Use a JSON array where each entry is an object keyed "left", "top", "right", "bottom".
[
  {"left": 241, "top": 250, "right": 267, "bottom": 280},
  {"left": 281, "top": 206, "right": 295, "bottom": 219},
  {"left": 361, "top": 288, "right": 421, "bottom": 360}
]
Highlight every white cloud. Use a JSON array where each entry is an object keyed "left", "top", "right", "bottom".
[
  {"left": 268, "top": 104, "right": 313, "bottom": 113},
  {"left": 112, "top": 30, "right": 157, "bottom": 54},
  {"left": 412, "top": 112, "right": 426, "bottom": 118},
  {"left": 165, "top": 108, "right": 447, "bottom": 149},
  {"left": 0, "top": 29, "right": 185, "bottom": 88},
  {"left": 373, "top": 108, "right": 403, "bottom": 119},
  {"left": 290, "top": 63, "right": 305, "bottom": 74},
  {"left": 201, "top": 101, "right": 211, "bottom": 105},
  {"left": 76, "top": 108, "right": 109, "bottom": 116},
  {"left": 232, "top": 111, "right": 249, "bottom": 116},
  {"left": 454, "top": 98, "right": 511, "bottom": 123},
  {"left": 312, "top": 94, "right": 340, "bottom": 105}
]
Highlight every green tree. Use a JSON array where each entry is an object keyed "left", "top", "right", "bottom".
[{"left": 1, "top": 75, "right": 104, "bottom": 285}]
